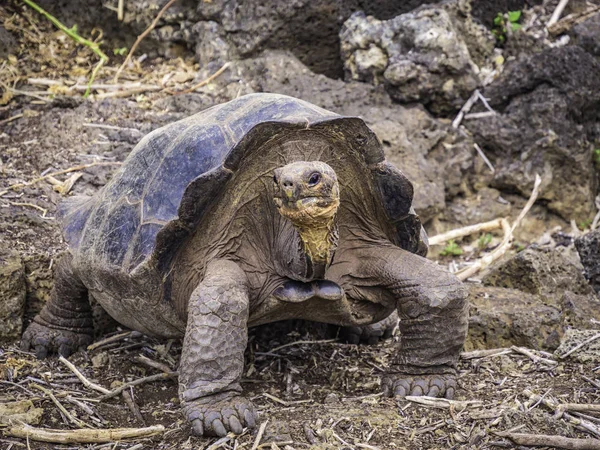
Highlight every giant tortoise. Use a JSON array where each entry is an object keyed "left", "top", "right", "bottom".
[{"left": 22, "top": 93, "right": 468, "bottom": 436}]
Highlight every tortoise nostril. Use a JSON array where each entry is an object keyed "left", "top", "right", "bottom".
[{"left": 282, "top": 181, "right": 294, "bottom": 188}]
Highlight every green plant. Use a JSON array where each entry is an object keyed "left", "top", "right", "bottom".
[
  {"left": 492, "top": 10, "right": 522, "bottom": 43},
  {"left": 441, "top": 240, "right": 463, "bottom": 257},
  {"left": 113, "top": 47, "right": 128, "bottom": 56},
  {"left": 593, "top": 148, "right": 600, "bottom": 168},
  {"left": 513, "top": 242, "right": 526, "bottom": 252},
  {"left": 477, "top": 233, "right": 493, "bottom": 250},
  {"left": 578, "top": 219, "right": 593, "bottom": 231}
]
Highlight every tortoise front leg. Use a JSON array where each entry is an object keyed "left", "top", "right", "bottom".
[
  {"left": 329, "top": 244, "right": 468, "bottom": 398},
  {"left": 179, "top": 259, "right": 257, "bottom": 437}
]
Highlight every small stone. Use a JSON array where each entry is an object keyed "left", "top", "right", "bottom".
[
  {"left": 324, "top": 393, "right": 340, "bottom": 404},
  {"left": 91, "top": 352, "right": 109, "bottom": 368}
]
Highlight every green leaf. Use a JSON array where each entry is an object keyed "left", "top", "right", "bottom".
[
  {"left": 113, "top": 47, "right": 128, "bottom": 56},
  {"left": 511, "top": 23, "right": 522, "bottom": 32},
  {"left": 441, "top": 240, "right": 463, "bottom": 257},
  {"left": 494, "top": 13, "right": 504, "bottom": 26},
  {"left": 508, "top": 10, "right": 521, "bottom": 23}
]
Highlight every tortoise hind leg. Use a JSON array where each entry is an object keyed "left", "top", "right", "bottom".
[{"left": 21, "top": 254, "right": 93, "bottom": 359}]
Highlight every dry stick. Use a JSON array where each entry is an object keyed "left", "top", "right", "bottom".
[
  {"left": 114, "top": 0, "right": 178, "bottom": 82},
  {"left": 428, "top": 218, "right": 503, "bottom": 246},
  {"left": 460, "top": 348, "right": 512, "bottom": 360},
  {"left": 6, "top": 424, "right": 164, "bottom": 444},
  {"left": 87, "top": 331, "right": 136, "bottom": 351},
  {"left": 559, "top": 333, "right": 600, "bottom": 359},
  {"left": 251, "top": 420, "right": 268, "bottom": 450},
  {"left": 511, "top": 346, "right": 558, "bottom": 366},
  {"left": 58, "top": 356, "right": 111, "bottom": 395},
  {"left": 99, "top": 372, "right": 177, "bottom": 401},
  {"left": 474, "top": 143, "right": 495, "bottom": 173},
  {"left": 121, "top": 390, "right": 146, "bottom": 426},
  {"left": 0, "top": 161, "right": 122, "bottom": 197},
  {"left": 405, "top": 396, "right": 482, "bottom": 409},
  {"left": 0, "top": 113, "right": 23, "bottom": 125},
  {"left": 547, "top": 0, "right": 571, "bottom": 27},
  {"left": 558, "top": 404, "right": 600, "bottom": 415},
  {"left": 20, "top": 0, "right": 108, "bottom": 97},
  {"left": 269, "top": 338, "right": 337, "bottom": 353},
  {"left": 497, "top": 432, "right": 600, "bottom": 450},
  {"left": 133, "top": 355, "right": 173, "bottom": 374},
  {"left": 548, "top": 4, "right": 600, "bottom": 35},
  {"left": 455, "top": 174, "right": 542, "bottom": 281},
  {"left": 452, "top": 89, "right": 480, "bottom": 129},
  {"left": 169, "top": 62, "right": 231, "bottom": 95},
  {"left": 525, "top": 390, "right": 600, "bottom": 438},
  {"left": 31, "top": 384, "right": 91, "bottom": 429},
  {"left": 455, "top": 218, "right": 511, "bottom": 281}
]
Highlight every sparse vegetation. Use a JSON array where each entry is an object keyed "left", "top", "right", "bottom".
[
  {"left": 492, "top": 10, "right": 522, "bottom": 43},
  {"left": 441, "top": 240, "right": 463, "bottom": 256}
]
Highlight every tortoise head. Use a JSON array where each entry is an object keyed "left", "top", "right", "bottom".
[{"left": 273, "top": 161, "right": 340, "bottom": 228}]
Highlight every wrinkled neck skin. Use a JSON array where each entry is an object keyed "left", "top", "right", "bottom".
[{"left": 279, "top": 199, "right": 340, "bottom": 280}]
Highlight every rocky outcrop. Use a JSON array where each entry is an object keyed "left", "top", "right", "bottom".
[
  {"left": 464, "top": 247, "right": 600, "bottom": 350},
  {"left": 339, "top": 4, "right": 492, "bottom": 115},
  {"left": 571, "top": 13, "right": 600, "bottom": 57},
  {"left": 466, "top": 286, "right": 562, "bottom": 350},
  {"left": 482, "top": 247, "right": 594, "bottom": 301},
  {"left": 465, "top": 46, "right": 600, "bottom": 222},
  {"left": 575, "top": 229, "right": 600, "bottom": 295}
]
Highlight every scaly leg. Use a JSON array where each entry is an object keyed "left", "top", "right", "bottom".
[
  {"left": 339, "top": 311, "right": 399, "bottom": 345},
  {"left": 179, "top": 259, "right": 257, "bottom": 437},
  {"left": 21, "top": 254, "right": 93, "bottom": 358},
  {"left": 328, "top": 243, "right": 468, "bottom": 398}
]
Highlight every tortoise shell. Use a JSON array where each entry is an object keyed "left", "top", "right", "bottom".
[{"left": 60, "top": 93, "right": 427, "bottom": 276}]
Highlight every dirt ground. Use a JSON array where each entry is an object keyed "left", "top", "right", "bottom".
[{"left": 2, "top": 1, "right": 600, "bottom": 449}]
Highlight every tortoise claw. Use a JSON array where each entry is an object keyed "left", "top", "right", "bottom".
[
  {"left": 21, "top": 321, "right": 93, "bottom": 359},
  {"left": 381, "top": 373, "right": 458, "bottom": 399},
  {"left": 183, "top": 393, "right": 258, "bottom": 437}
]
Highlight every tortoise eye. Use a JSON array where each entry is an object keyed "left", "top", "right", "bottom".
[{"left": 308, "top": 173, "right": 321, "bottom": 186}]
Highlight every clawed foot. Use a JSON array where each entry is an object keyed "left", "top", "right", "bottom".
[
  {"left": 381, "top": 373, "right": 457, "bottom": 399},
  {"left": 20, "top": 321, "right": 93, "bottom": 359},
  {"left": 183, "top": 392, "right": 258, "bottom": 437}
]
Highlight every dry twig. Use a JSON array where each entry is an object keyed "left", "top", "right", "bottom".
[
  {"left": 0, "top": 162, "right": 121, "bottom": 197},
  {"left": 405, "top": 396, "right": 482, "bottom": 409},
  {"left": 429, "top": 219, "right": 503, "bottom": 246},
  {"left": 31, "top": 384, "right": 90, "bottom": 429},
  {"left": 99, "top": 372, "right": 177, "bottom": 400},
  {"left": 460, "top": 348, "right": 512, "bottom": 360},
  {"left": 511, "top": 346, "right": 558, "bottom": 366},
  {"left": 497, "top": 432, "right": 600, "bottom": 450},
  {"left": 167, "top": 62, "right": 231, "bottom": 95},
  {"left": 114, "top": 0, "right": 178, "bottom": 82},
  {"left": 58, "top": 356, "right": 111, "bottom": 395},
  {"left": 6, "top": 424, "right": 164, "bottom": 443},
  {"left": 251, "top": 420, "right": 268, "bottom": 450},
  {"left": 559, "top": 333, "right": 600, "bottom": 359}
]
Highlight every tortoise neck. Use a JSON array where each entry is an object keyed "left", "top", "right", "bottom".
[{"left": 296, "top": 216, "right": 338, "bottom": 279}]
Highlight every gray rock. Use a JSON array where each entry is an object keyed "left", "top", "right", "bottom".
[
  {"left": 340, "top": 4, "right": 490, "bottom": 114},
  {"left": 556, "top": 329, "right": 600, "bottom": 363},
  {"left": 465, "top": 46, "right": 600, "bottom": 222},
  {"left": 0, "top": 251, "right": 26, "bottom": 343},
  {"left": 575, "top": 229, "right": 600, "bottom": 295},
  {"left": 571, "top": 13, "right": 600, "bottom": 57},
  {"left": 482, "top": 247, "right": 594, "bottom": 305},
  {"left": 467, "top": 286, "right": 562, "bottom": 350}
]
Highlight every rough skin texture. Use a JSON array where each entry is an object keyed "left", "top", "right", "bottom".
[
  {"left": 178, "top": 260, "right": 257, "bottom": 436},
  {"left": 21, "top": 94, "right": 469, "bottom": 437}
]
